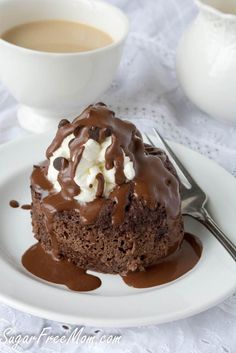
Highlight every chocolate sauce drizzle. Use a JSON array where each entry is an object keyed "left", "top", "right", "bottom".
[
  {"left": 22, "top": 233, "right": 202, "bottom": 291},
  {"left": 22, "top": 242, "right": 101, "bottom": 291},
  {"left": 9, "top": 200, "right": 31, "bottom": 210},
  {"left": 31, "top": 103, "right": 181, "bottom": 257},
  {"left": 9, "top": 200, "right": 20, "bottom": 208},
  {"left": 21, "top": 204, "right": 32, "bottom": 210}
]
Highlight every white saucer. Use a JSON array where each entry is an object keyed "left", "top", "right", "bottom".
[{"left": 0, "top": 132, "right": 235, "bottom": 327}]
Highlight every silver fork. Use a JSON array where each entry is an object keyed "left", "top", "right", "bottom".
[{"left": 145, "top": 128, "right": 236, "bottom": 261}]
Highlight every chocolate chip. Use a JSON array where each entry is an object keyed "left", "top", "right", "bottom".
[
  {"left": 89, "top": 126, "right": 100, "bottom": 141},
  {"left": 58, "top": 119, "right": 70, "bottom": 128},
  {"left": 53, "top": 157, "right": 69, "bottom": 171},
  {"left": 104, "top": 127, "right": 112, "bottom": 137}
]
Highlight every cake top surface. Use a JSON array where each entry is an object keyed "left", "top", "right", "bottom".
[{"left": 31, "top": 103, "right": 181, "bottom": 225}]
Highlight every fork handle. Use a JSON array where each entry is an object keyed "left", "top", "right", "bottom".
[{"left": 199, "top": 208, "right": 236, "bottom": 261}]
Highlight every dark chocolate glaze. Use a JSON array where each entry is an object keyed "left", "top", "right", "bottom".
[
  {"left": 22, "top": 242, "right": 101, "bottom": 291},
  {"left": 122, "top": 233, "right": 202, "bottom": 288},
  {"left": 9, "top": 200, "right": 20, "bottom": 208},
  {"left": 31, "top": 103, "right": 181, "bottom": 257},
  {"left": 21, "top": 233, "right": 202, "bottom": 291},
  {"left": 31, "top": 164, "right": 52, "bottom": 192}
]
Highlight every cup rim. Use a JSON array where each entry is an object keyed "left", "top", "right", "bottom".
[
  {"left": 0, "top": 0, "right": 129, "bottom": 56},
  {"left": 195, "top": 0, "right": 236, "bottom": 19}
]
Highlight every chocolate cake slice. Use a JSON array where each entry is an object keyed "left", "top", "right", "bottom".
[{"left": 30, "top": 103, "right": 184, "bottom": 275}]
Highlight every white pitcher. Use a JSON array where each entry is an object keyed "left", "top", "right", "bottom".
[{"left": 176, "top": 0, "right": 236, "bottom": 124}]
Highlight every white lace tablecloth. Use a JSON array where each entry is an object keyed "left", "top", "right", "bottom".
[{"left": 0, "top": 0, "right": 236, "bottom": 352}]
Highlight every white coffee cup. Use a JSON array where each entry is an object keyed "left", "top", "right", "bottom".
[{"left": 0, "top": 0, "right": 129, "bottom": 133}]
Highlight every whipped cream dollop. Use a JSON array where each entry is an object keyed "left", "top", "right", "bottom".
[
  {"left": 47, "top": 135, "right": 135, "bottom": 203},
  {"left": 47, "top": 133, "right": 73, "bottom": 192}
]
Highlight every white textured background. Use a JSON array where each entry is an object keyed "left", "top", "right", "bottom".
[{"left": 0, "top": 0, "right": 236, "bottom": 352}]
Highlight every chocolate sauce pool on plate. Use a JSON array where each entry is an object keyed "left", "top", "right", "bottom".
[
  {"left": 122, "top": 233, "right": 202, "bottom": 288},
  {"left": 22, "top": 243, "right": 101, "bottom": 291},
  {"left": 22, "top": 233, "right": 202, "bottom": 291}
]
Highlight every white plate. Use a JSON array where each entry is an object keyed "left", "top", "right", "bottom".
[{"left": 0, "top": 132, "right": 235, "bottom": 327}]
